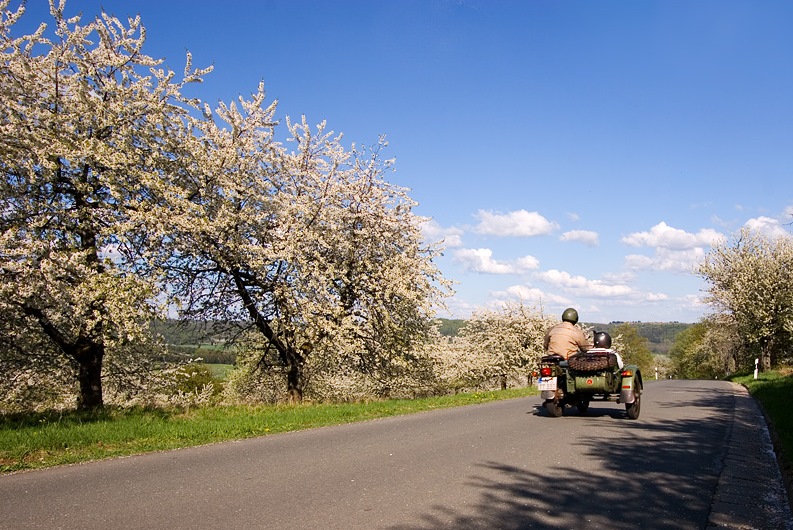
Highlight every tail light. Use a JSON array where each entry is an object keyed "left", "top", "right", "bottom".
[
  {"left": 540, "top": 367, "right": 552, "bottom": 377},
  {"left": 621, "top": 369, "right": 633, "bottom": 377}
]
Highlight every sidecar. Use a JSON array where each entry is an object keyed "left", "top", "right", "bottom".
[{"left": 537, "top": 351, "right": 643, "bottom": 419}]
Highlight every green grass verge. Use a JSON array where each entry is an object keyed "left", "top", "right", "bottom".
[
  {"left": 729, "top": 369, "right": 793, "bottom": 483},
  {"left": 205, "top": 363, "right": 234, "bottom": 379},
  {"left": 0, "top": 387, "right": 536, "bottom": 474}
]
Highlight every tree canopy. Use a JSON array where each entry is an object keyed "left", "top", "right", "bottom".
[
  {"left": 0, "top": 0, "right": 449, "bottom": 411},
  {"left": 697, "top": 228, "right": 793, "bottom": 371},
  {"left": 0, "top": 0, "right": 205, "bottom": 409}
]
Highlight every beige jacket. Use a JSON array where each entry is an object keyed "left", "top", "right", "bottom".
[{"left": 543, "top": 321, "right": 590, "bottom": 359}]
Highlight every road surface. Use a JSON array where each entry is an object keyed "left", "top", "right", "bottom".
[{"left": 1, "top": 379, "right": 790, "bottom": 529}]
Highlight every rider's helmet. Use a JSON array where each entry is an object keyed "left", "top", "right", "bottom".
[
  {"left": 593, "top": 331, "right": 612, "bottom": 349},
  {"left": 561, "top": 307, "right": 579, "bottom": 324}
]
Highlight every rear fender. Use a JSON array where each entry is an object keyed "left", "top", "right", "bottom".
[{"left": 619, "top": 367, "right": 642, "bottom": 404}]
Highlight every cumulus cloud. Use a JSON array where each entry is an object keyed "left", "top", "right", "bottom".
[
  {"left": 744, "top": 216, "right": 792, "bottom": 240},
  {"left": 533, "top": 269, "right": 666, "bottom": 302},
  {"left": 495, "top": 284, "right": 572, "bottom": 305},
  {"left": 454, "top": 248, "right": 540, "bottom": 274},
  {"left": 534, "top": 269, "right": 634, "bottom": 298},
  {"left": 560, "top": 230, "right": 599, "bottom": 246},
  {"left": 682, "top": 293, "right": 707, "bottom": 310},
  {"left": 622, "top": 222, "right": 723, "bottom": 250},
  {"left": 474, "top": 209, "right": 559, "bottom": 237},
  {"left": 421, "top": 219, "right": 464, "bottom": 247},
  {"left": 625, "top": 247, "right": 707, "bottom": 273},
  {"left": 624, "top": 254, "right": 654, "bottom": 270}
]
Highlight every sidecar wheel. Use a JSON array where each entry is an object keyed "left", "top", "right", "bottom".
[
  {"left": 545, "top": 400, "right": 563, "bottom": 417},
  {"left": 625, "top": 385, "right": 642, "bottom": 420}
]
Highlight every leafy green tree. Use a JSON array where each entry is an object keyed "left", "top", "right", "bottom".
[
  {"left": 698, "top": 229, "right": 793, "bottom": 370},
  {"left": 611, "top": 323, "right": 653, "bottom": 374},
  {"left": 669, "top": 322, "right": 709, "bottom": 378},
  {"left": 669, "top": 315, "right": 743, "bottom": 379}
]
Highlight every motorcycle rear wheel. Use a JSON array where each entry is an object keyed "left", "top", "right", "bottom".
[
  {"left": 625, "top": 385, "right": 642, "bottom": 420},
  {"left": 545, "top": 400, "right": 563, "bottom": 417}
]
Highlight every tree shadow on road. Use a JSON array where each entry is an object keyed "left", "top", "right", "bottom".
[{"left": 389, "top": 382, "right": 736, "bottom": 529}]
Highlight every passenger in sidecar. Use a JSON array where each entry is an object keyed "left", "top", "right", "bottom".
[{"left": 586, "top": 331, "right": 624, "bottom": 369}]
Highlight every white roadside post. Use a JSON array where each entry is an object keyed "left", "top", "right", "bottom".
[{"left": 754, "top": 357, "right": 759, "bottom": 380}]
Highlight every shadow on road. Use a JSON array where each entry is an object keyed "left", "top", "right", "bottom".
[{"left": 390, "top": 383, "right": 735, "bottom": 530}]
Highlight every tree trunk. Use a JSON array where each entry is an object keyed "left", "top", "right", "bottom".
[
  {"left": 499, "top": 374, "right": 507, "bottom": 390},
  {"left": 286, "top": 357, "right": 303, "bottom": 404},
  {"left": 21, "top": 303, "right": 106, "bottom": 410},
  {"left": 231, "top": 270, "right": 306, "bottom": 403},
  {"left": 761, "top": 347, "right": 772, "bottom": 371},
  {"left": 75, "top": 342, "right": 105, "bottom": 410}
]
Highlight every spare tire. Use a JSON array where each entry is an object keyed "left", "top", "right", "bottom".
[{"left": 568, "top": 353, "right": 618, "bottom": 372}]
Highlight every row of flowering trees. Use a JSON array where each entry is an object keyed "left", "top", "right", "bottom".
[
  {"left": 0, "top": 1, "right": 460, "bottom": 411},
  {"left": 1, "top": 1, "right": 570, "bottom": 413}
]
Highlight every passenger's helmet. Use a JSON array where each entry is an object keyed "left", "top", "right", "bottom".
[
  {"left": 561, "top": 307, "right": 579, "bottom": 324},
  {"left": 593, "top": 331, "right": 612, "bottom": 349}
]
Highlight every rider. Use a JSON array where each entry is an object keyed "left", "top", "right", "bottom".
[
  {"left": 588, "top": 331, "right": 625, "bottom": 369},
  {"left": 543, "top": 307, "right": 591, "bottom": 359}
]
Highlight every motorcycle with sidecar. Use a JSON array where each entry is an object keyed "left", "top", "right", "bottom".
[{"left": 537, "top": 350, "right": 643, "bottom": 419}]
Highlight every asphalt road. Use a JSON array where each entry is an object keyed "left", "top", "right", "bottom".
[{"left": 1, "top": 380, "right": 790, "bottom": 529}]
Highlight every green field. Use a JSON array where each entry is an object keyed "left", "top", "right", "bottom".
[{"left": 205, "top": 363, "right": 234, "bottom": 379}]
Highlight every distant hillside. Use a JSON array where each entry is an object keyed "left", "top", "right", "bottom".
[
  {"left": 437, "top": 318, "right": 467, "bottom": 337},
  {"left": 586, "top": 321, "right": 691, "bottom": 355},
  {"left": 437, "top": 318, "right": 690, "bottom": 355},
  {"left": 150, "top": 319, "right": 238, "bottom": 364},
  {"left": 153, "top": 317, "right": 687, "bottom": 358}
]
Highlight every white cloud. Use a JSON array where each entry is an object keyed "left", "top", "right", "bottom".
[
  {"left": 682, "top": 293, "right": 707, "bottom": 310},
  {"left": 744, "top": 216, "right": 791, "bottom": 240},
  {"left": 421, "top": 219, "right": 464, "bottom": 247},
  {"left": 560, "top": 230, "right": 599, "bottom": 246},
  {"left": 535, "top": 269, "right": 634, "bottom": 298},
  {"left": 624, "top": 254, "right": 654, "bottom": 270},
  {"left": 646, "top": 292, "right": 670, "bottom": 301},
  {"left": 454, "top": 248, "right": 540, "bottom": 274},
  {"left": 625, "top": 247, "right": 707, "bottom": 273},
  {"left": 533, "top": 269, "right": 666, "bottom": 302},
  {"left": 487, "top": 284, "right": 572, "bottom": 308},
  {"left": 439, "top": 297, "right": 479, "bottom": 319},
  {"left": 474, "top": 209, "right": 559, "bottom": 237},
  {"left": 602, "top": 271, "right": 637, "bottom": 283},
  {"left": 622, "top": 222, "right": 723, "bottom": 250}
]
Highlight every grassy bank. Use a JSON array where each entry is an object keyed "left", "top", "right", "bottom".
[
  {"left": 729, "top": 369, "right": 793, "bottom": 484},
  {"left": 0, "top": 387, "right": 536, "bottom": 474}
]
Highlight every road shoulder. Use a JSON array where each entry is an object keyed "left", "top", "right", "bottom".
[{"left": 707, "top": 383, "right": 793, "bottom": 529}]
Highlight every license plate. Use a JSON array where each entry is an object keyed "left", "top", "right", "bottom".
[{"left": 538, "top": 376, "right": 557, "bottom": 391}]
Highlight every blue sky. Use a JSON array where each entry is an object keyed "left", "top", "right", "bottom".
[{"left": 15, "top": 0, "right": 793, "bottom": 323}]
